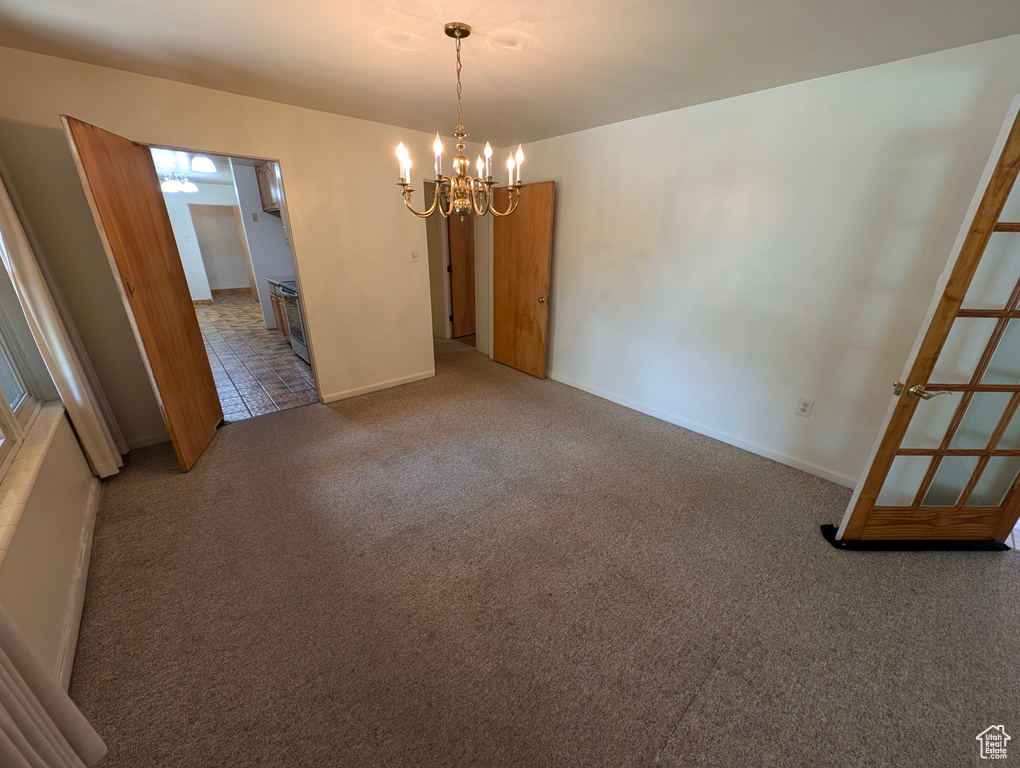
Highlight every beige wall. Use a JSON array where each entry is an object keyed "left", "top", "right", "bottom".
[
  {"left": 524, "top": 34, "right": 1020, "bottom": 485},
  {"left": 0, "top": 46, "right": 438, "bottom": 445},
  {"left": 0, "top": 118, "right": 167, "bottom": 447}
]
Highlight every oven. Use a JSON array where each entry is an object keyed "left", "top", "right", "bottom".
[{"left": 279, "top": 283, "right": 309, "bottom": 363}]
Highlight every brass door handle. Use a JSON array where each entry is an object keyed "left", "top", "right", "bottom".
[
  {"left": 907, "top": 385, "right": 952, "bottom": 400},
  {"left": 537, "top": 297, "right": 546, "bottom": 304}
]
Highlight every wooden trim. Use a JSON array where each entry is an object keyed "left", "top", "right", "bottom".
[
  {"left": 993, "top": 222, "right": 1020, "bottom": 232},
  {"left": 912, "top": 454, "right": 944, "bottom": 508},
  {"left": 842, "top": 106, "right": 1020, "bottom": 539},
  {"left": 956, "top": 309, "right": 1020, "bottom": 318},
  {"left": 858, "top": 507, "right": 1001, "bottom": 540},
  {"left": 956, "top": 454, "right": 992, "bottom": 509},
  {"left": 898, "top": 449, "right": 1020, "bottom": 457},
  {"left": 995, "top": 482, "right": 1020, "bottom": 539}
]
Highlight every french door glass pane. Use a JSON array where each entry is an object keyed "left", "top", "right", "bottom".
[
  {"left": 0, "top": 342, "right": 25, "bottom": 411},
  {"left": 996, "top": 403, "right": 1020, "bottom": 450},
  {"left": 876, "top": 456, "right": 931, "bottom": 506},
  {"left": 982, "top": 319, "right": 1020, "bottom": 386},
  {"left": 929, "top": 318, "right": 997, "bottom": 385},
  {"left": 922, "top": 455, "right": 979, "bottom": 506},
  {"left": 962, "top": 233, "right": 1020, "bottom": 310},
  {"left": 965, "top": 457, "right": 1020, "bottom": 507},
  {"left": 949, "top": 392, "right": 1012, "bottom": 450},
  {"left": 901, "top": 394, "right": 957, "bottom": 449},
  {"left": 999, "top": 174, "right": 1020, "bottom": 220}
]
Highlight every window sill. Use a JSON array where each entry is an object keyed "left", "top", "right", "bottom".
[{"left": 0, "top": 401, "right": 65, "bottom": 563}]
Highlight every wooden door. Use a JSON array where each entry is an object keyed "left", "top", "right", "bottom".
[
  {"left": 493, "top": 181, "right": 556, "bottom": 378},
  {"left": 61, "top": 116, "right": 222, "bottom": 471},
  {"left": 839, "top": 101, "right": 1020, "bottom": 541},
  {"left": 448, "top": 213, "right": 475, "bottom": 339}
]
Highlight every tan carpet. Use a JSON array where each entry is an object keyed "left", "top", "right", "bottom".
[{"left": 68, "top": 342, "right": 1020, "bottom": 766}]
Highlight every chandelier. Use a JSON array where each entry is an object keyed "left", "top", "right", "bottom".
[
  {"left": 160, "top": 174, "right": 198, "bottom": 193},
  {"left": 396, "top": 22, "right": 524, "bottom": 218}
]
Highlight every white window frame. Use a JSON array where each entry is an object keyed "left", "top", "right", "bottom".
[
  {"left": 0, "top": 377, "right": 25, "bottom": 478},
  {"left": 0, "top": 312, "right": 40, "bottom": 427},
  {"left": 0, "top": 311, "right": 42, "bottom": 476}
]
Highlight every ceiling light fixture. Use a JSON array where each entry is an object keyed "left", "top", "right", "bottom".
[
  {"left": 160, "top": 173, "right": 198, "bottom": 193},
  {"left": 191, "top": 155, "right": 216, "bottom": 173},
  {"left": 397, "top": 22, "right": 524, "bottom": 218}
]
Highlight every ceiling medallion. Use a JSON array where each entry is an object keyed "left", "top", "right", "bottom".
[{"left": 396, "top": 22, "right": 524, "bottom": 218}]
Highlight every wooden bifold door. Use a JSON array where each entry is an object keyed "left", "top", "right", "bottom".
[
  {"left": 62, "top": 116, "right": 222, "bottom": 471},
  {"left": 839, "top": 98, "right": 1020, "bottom": 541}
]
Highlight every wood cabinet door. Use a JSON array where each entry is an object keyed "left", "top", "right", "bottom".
[
  {"left": 61, "top": 116, "right": 222, "bottom": 471},
  {"left": 255, "top": 161, "right": 281, "bottom": 212},
  {"left": 493, "top": 181, "right": 556, "bottom": 378}
]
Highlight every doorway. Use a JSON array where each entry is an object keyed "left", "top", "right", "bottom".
[
  {"left": 423, "top": 180, "right": 495, "bottom": 359},
  {"left": 151, "top": 148, "right": 319, "bottom": 423}
]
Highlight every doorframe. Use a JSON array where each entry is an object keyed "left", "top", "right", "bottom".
[
  {"left": 424, "top": 180, "right": 454, "bottom": 340},
  {"left": 145, "top": 143, "right": 317, "bottom": 369},
  {"left": 144, "top": 143, "right": 321, "bottom": 401}
]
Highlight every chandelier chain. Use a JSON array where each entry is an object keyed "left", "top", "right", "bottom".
[{"left": 455, "top": 35, "right": 464, "bottom": 133}]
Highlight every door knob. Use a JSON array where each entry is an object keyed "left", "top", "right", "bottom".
[
  {"left": 126, "top": 281, "right": 136, "bottom": 296},
  {"left": 537, "top": 297, "right": 546, "bottom": 304},
  {"left": 907, "top": 385, "right": 952, "bottom": 400}
]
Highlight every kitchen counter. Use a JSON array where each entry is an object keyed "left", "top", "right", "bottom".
[{"left": 265, "top": 275, "right": 296, "bottom": 287}]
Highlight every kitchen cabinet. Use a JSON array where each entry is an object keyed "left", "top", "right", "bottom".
[
  {"left": 255, "top": 161, "right": 283, "bottom": 213},
  {"left": 268, "top": 281, "right": 289, "bottom": 339}
]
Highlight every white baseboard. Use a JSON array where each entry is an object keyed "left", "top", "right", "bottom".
[
  {"left": 321, "top": 370, "right": 435, "bottom": 403},
  {"left": 549, "top": 371, "right": 857, "bottom": 489},
  {"left": 125, "top": 431, "right": 169, "bottom": 450},
  {"left": 55, "top": 476, "right": 101, "bottom": 691}
]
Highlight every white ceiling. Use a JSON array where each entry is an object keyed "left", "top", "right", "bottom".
[{"left": 2, "top": 1, "right": 1020, "bottom": 146}]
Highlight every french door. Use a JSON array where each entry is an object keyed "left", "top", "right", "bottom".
[{"left": 839, "top": 98, "right": 1020, "bottom": 541}]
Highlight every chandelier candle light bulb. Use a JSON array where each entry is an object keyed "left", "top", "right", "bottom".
[
  {"left": 397, "top": 142, "right": 410, "bottom": 183},
  {"left": 395, "top": 22, "right": 524, "bottom": 218}
]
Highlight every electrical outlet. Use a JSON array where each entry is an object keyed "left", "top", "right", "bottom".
[
  {"left": 411, "top": 249, "right": 419, "bottom": 262},
  {"left": 251, "top": 212, "right": 259, "bottom": 223},
  {"left": 182, "top": 234, "right": 190, "bottom": 243},
  {"left": 796, "top": 398, "right": 814, "bottom": 418}
]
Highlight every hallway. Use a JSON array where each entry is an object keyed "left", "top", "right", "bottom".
[{"left": 194, "top": 292, "right": 317, "bottom": 421}]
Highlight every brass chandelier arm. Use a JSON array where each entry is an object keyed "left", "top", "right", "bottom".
[
  {"left": 487, "top": 184, "right": 523, "bottom": 218},
  {"left": 400, "top": 184, "right": 441, "bottom": 218},
  {"left": 468, "top": 179, "right": 491, "bottom": 216}
]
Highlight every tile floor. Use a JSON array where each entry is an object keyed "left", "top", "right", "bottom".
[{"left": 194, "top": 292, "right": 318, "bottom": 422}]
